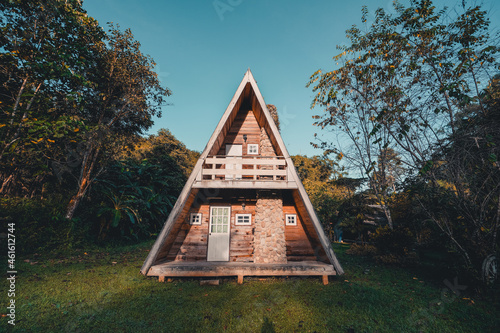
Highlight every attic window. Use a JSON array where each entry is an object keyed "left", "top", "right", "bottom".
[
  {"left": 190, "top": 213, "right": 202, "bottom": 225},
  {"left": 247, "top": 144, "right": 259, "bottom": 155},
  {"left": 285, "top": 214, "right": 297, "bottom": 226},
  {"left": 235, "top": 214, "right": 252, "bottom": 225}
]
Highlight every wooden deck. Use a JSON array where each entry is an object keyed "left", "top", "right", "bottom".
[{"left": 147, "top": 261, "right": 336, "bottom": 285}]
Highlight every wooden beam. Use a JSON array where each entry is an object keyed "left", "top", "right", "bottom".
[
  {"left": 237, "top": 275, "right": 244, "bottom": 284},
  {"left": 202, "top": 169, "right": 287, "bottom": 176},
  {"left": 148, "top": 261, "right": 337, "bottom": 277},
  {"left": 205, "top": 157, "right": 286, "bottom": 165},
  {"left": 192, "top": 180, "right": 298, "bottom": 189},
  {"left": 322, "top": 275, "right": 329, "bottom": 285},
  {"left": 200, "top": 280, "right": 220, "bottom": 286}
]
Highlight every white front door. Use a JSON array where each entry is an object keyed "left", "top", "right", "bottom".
[
  {"left": 225, "top": 144, "right": 242, "bottom": 180},
  {"left": 207, "top": 206, "right": 231, "bottom": 261}
]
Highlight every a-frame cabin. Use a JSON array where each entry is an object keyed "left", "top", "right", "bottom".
[{"left": 141, "top": 69, "right": 344, "bottom": 284}]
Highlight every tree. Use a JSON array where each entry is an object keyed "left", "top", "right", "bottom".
[
  {"left": 0, "top": 0, "right": 105, "bottom": 196},
  {"left": 65, "top": 25, "right": 171, "bottom": 219},
  {"left": 266, "top": 104, "right": 280, "bottom": 131},
  {"left": 310, "top": 0, "right": 499, "bottom": 164},
  {"left": 308, "top": 0, "right": 499, "bottom": 280},
  {"left": 291, "top": 155, "right": 350, "bottom": 238}
]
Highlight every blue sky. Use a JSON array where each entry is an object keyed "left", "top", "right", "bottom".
[{"left": 82, "top": 0, "right": 499, "bottom": 157}]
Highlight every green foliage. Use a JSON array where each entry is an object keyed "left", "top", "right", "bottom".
[
  {"left": 123, "top": 129, "right": 200, "bottom": 177},
  {"left": 0, "top": 2, "right": 171, "bottom": 220},
  {"left": 371, "top": 226, "right": 415, "bottom": 256},
  {"left": 346, "top": 243, "right": 378, "bottom": 256},
  {"left": 291, "top": 155, "right": 350, "bottom": 239},
  {"left": 0, "top": 0, "right": 105, "bottom": 196},
  {"left": 337, "top": 192, "right": 378, "bottom": 242},
  {"left": 309, "top": 0, "right": 500, "bottom": 283},
  {"left": 86, "top": 156, "right": 185, "bottom": 241},
  {"left": 75, "top": 129, "right": 197, "bottom": 242},
  {"left": 0, "top": 197, "right": 88, "bottom": 254}
]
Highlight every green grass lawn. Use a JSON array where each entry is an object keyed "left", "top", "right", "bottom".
[{"left": 4, "top": 242, "right": 499, "bottom": 332}]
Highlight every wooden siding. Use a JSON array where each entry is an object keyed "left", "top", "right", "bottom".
[
  {"left": 161, "top": 195, "right": 319, "bottom": 264},
  {"left": 229, "top": 203, "right": 255, "bottom": 262},
  {"left": 153, "top": 188, "right": 199, "bottom": 265},
  {"left": 208, "top": 84, "right": 249, "bottom": 156},
  {"left": 166, "top": 204, "right": 210, "bottom": 261},
  {"left": 284, "top": 205, "right": 316, "bottom": 261},
  {"left": 215, "top": 109, "right": 277, "bottom": 157},
  {"left": 292, "top": 189, "right": 329, "bottom": 263},
  {"left": 165, "top": 203, "right": 256, "bottom": 263}
]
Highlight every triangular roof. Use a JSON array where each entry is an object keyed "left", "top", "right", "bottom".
[{"left": 141, "top": 69, "right": 343, "bottom": 275}]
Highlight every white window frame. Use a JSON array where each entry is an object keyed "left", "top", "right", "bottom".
[
  {"left": 189, "top": 213, "right": 202, "bottom": 225},
  {"left": 247, "top": 144, "right": 259, "bottom": 155},
  {"left": 285, "top": 214, "right": 297, "bottom": 226},
  {"left": 235, "top": 213, "right": 252, "bottom": 226}
]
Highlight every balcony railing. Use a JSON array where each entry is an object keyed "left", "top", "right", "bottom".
[{"left": 201, "top": 155, "right": 287, "bottom": 181}]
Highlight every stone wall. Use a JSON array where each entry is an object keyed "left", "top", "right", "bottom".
[
  {"left": 253, "top": 190, "right": 287, "bottom": 264},
  {"left": 260, "top": 127, "right": 276, "bottom": 157}
]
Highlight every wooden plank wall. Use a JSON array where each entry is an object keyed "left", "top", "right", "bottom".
[
  {"left": 283, "top": 205, "right": 316, "bottom": 261},
  {"left": 166, "top": 203, "right": 256, "bottom": 263},
  {"left": 154, "top": 189, "right": 198, "bottom": 264},
  {"left": 160, "top": 192, "right": 321, "bottom": 264},
  {"left": 292, "top": 190, "right": 329, "bottom": 263},
  {"left": 166, "top": 204, "right": 210, "bottom": 261},
  {"left": 216, "top": 109, "right": 276, "bottom": 157},
  {"left": 229, "top": 203, "right": 255, "bottom": 262}
]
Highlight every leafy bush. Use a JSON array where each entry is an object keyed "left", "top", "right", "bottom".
[
  {"left": 370, "top": 226, "right": 418, "bottom": 265},
  {"left": 370, "top": 226, "right": 415, "bottom": 255},
  {"left": 83, "top": 157, "right": 185, "bottom": 241},
  {"left": 346, "top": 244, "right": 378, "bottom": 256},
  {"left": 0, "top": 197, "right": 89, "bottom": 254}
]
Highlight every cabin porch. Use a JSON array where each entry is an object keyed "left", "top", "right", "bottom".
[{"left": 147, "top": 260, "right": 336, "bottom": 285}]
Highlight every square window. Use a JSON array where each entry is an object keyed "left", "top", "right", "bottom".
[
  {"left": 285, "top": 214, "right": 297, "bottom": 226},
  {"left": 190, "top": 213, "right": 202, "bottom": 225},
  {"left": 247, "top": 144, "right": 259, "bottom": 155},
  {"left": 235, "top": 214, "right": 252, "bottom": 225}
]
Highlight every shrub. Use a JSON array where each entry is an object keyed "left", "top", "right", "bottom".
[
  {"left": 1, "top": 197, "right": 89, "bottom": 254},
  {"left": 370, "top": 226, "right": 415, "bottom": 255},
  {"left": 346, "top": 244, "right": 378, "bottom": 256}
]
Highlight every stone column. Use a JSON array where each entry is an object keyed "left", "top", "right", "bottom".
[{"left": 253, "top": 190, "right": 287, "bottom": 264}]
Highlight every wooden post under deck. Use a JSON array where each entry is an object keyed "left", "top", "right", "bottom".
[
  {"left": 322, "top": 275, "right": 329, "bottom": 285},
  {"left": 237, "top": 275, "right": 244, "bottom": 284}
]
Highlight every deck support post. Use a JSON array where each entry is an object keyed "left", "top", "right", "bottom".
[
  {"left": 322, "top": 275, "right": 329, "bottom": 285},
  {"left": 159, "top": 276, "right": 165, "bottom": 283},
  {"left": 237, "top": 275, "right": 244, "bottom": 284}
]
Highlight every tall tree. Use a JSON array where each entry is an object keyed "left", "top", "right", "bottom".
[
  {"left": 308, "top": 0, "right": 499, "bottom": 279},
  {"left": 0, "top": 0, "right": 105, "bottom": 195},
  {"left": 65, "top": 25, "right": 171, "bottom": 219}
]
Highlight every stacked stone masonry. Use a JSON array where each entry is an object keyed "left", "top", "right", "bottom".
[{"left": 253, "top": 190, "right": 287, "bottom": 264}]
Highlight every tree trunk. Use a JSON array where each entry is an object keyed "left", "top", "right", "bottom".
[
  {"left": 66, "top": 187, "right": 86, "bottom": 220},
  {"left": 0, "top": 173, "right": 15, "bottom": 194},
  {"left": 381, "top": 204, "right": 393, "bottom": 230},
  {"left": 65, "top": 144, "right": 101, "bottom": 220}
]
